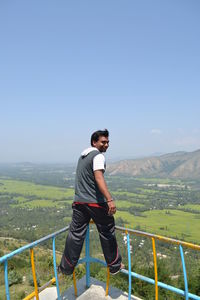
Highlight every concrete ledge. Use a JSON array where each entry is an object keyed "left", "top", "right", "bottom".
[
  {"left": 61, "top": 275, "right": 142, "bottom": 300},
  {"left": 34, "top": 287, "right": 57, "bottom": 300}
]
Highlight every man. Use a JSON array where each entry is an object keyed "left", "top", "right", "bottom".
[{"left": 58, "top": 129, "right": 123, "bottom": 275}]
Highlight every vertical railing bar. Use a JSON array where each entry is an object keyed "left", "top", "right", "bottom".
[
  {"left": 152, "top": 237, "right": 158, "bottom": 300},
  {"left": 179, "top": 245, "right": 189, "bottom": 300},
  {"left": 85, "top": 224, "right": 90, "bottom": 288},
  {"left": 2, "top": 225, "right": 200, "bottom": 300},
  {"left": 30, "top": 248, "right": 39, "bottom": 300},
  {"left": 52, "top": 236, "right": 61, "bottom": 300},
  {"left": 4, "top": 259, "right": 10, "bottom": 300},
  {"left": 73, "top": 270, "right": 77, "bottom": 296},
  {"left": 126, "top": 230, "right": 132, "bottom": 300},
  {"left": 105, "top": 266, "right": 110, "bottom": 296}
]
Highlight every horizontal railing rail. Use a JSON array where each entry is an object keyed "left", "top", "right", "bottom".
[
  {"left": 0, "top": 226, "right": 69, "bottom": 300},
  {"left": 113, "top": 226, "right": 200, "bottom": 300},
  {"left": 0, "top": 226, "right": 69, "bottom": 263},
  {"left": 115, "top": 225, "right": 200, "bottom": 250},
  {"left": 1, "top": 223, "right": 200, "bottom": 300}
]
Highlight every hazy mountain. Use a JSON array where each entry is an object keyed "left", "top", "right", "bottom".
[{"left": 107, "top": 149, "right": 200, "bottom": 179}]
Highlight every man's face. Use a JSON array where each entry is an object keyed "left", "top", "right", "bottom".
[{"left": 93, "top": 136, "right": 109, "bottom": 153}]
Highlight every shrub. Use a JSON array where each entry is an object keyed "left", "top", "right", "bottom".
[
  {"left": 8, "top": 270, "right": 22, "bottom": 286},
  {"left": 28, "top": 273, "right": 40, "bottom": 287}
]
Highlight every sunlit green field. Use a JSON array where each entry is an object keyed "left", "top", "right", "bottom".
[
  {"left": 14, "top": 199, "right": 72, "bottom": 208},
  {"left": 116, "top": 210, "right": 200, "bottom": 243},
  {"left": 0, "top": 179, "right": 74, "bottom": 199},
  {"left": 0, "top": 179, "right": 73, "bottom": 208},
  {"left": 116, "top": 201, "right": 144, "bottom": 208},
  {"left": 112, "top": 190, "right": 147, "bottom": 198},
  {"left": 180, "top": 204, "right": 200, "bottom": 211},
  {"left": 135, "top": 187, "right": 176, "bottom": 197},
  {"left": 135, "top": 177, "right": 183, "bottom": 184},
  {"left": 1, "top": 179, "right": 200, "bottom": 244}
]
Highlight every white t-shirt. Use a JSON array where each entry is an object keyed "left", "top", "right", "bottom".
[{"left": 81, "top": 147, "right": 106, "bottom": 172}]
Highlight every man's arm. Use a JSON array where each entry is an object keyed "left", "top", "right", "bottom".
[{"left": 94, "top": 170, "right": 116, "bottom": 215}]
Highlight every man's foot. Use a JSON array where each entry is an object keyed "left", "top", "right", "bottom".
[{"left": 110, "top": 263, "right": 125, "bottom": 275}]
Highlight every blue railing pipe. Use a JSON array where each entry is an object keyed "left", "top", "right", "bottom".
[
  {"left": 179, "top": 245, "right": 189, "bottom": 300},
  {"left": 0, "top": 226, "right": 69, "bottom": 264},
  {"left": 52, "top": 236, "right": 61, "bottom": 300},
  {"left": 0, "top": 226, "right": 69, "bottom": 300},
  {"left": 126, "top": 231, "right": 132, "bottom": 300},
  {"left": 4, "top": 259, "right": 10, "bottom": 300},
  {"left": 1, "top": 224, "right": 200, "bottom": 300}
]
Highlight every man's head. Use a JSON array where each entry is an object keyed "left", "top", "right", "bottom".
[{"left": 90, "top": 129, "right": 109, "bottom": 153}]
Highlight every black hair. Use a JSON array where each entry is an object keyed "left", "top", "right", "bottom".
[{"left": 90, "top": 129, "right": 109, "bottom": 146}]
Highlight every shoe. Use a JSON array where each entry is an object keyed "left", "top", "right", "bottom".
[{"left": 110, "top": 263, "right": 125, "bottom": 275}]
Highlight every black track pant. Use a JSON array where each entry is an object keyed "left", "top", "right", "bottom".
[{"left": 59, "top": 203, "right": 122, "bottom": 274}]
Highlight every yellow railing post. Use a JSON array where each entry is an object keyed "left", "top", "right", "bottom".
[
  {"left": 105, "top": 266, "right": 110, "bottom": 296},
  {"left": 152, "top": 238, "right": 158, "bottom": 300},
  {"left": 73, "top": 270, "right": 77, "bottom": 296},
  {"left": 30, "top": 248, "right": 39, "bottom": 300}
]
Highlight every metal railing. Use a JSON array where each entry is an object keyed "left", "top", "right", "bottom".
[
  {"left": 115, "top": 226, "right": 200, "bottom": 300},
  {"left": 1, "top": 223, "right": 200, "bottom": 300},
  {"left": 0, "top": 226, "right": 69, "bottom": 300}
]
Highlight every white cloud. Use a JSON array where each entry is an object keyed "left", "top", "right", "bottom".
[
  {"left": 174, "top": 136, "right": 200, "bottom": 147},
  {"left": 192, "top": 128, "right": 200, "bottom": 134},
  {"left": 150, "top": 129, "right": 162, "bottom": 135}
]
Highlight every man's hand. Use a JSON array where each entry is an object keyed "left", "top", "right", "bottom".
[{"left": 107, "top": 200, "right": 116, "bottom": 215}]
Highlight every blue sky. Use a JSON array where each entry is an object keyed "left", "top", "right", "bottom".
[{"left": 0, "top": 0, "right": 199, "bottom": 163}]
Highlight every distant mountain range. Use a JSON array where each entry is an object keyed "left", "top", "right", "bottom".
[{"left": 107, "top": 149, "right": 200, "bottom": 179}]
